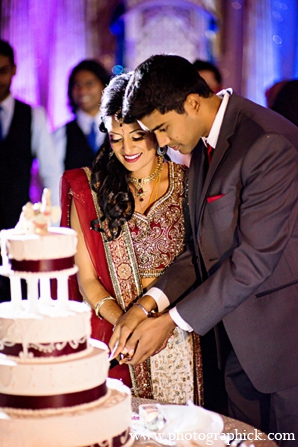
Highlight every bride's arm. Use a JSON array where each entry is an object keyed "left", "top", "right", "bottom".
[{"left": 70, "top": 200, "right": 123, "bottom": 325}]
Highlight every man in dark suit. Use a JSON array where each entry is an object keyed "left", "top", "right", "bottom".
[
  {"left": 0, "top": 39, "right": 62, "bottom": 302},
  {"left": 110, "top": 55, "right": 298, "bottom": 444},
  {"left": 52, "top": 59, "right": 110, "bottom": 170}
]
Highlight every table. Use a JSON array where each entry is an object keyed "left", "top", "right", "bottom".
[{"left": 131, "top": 397, "right": 278, "bottom": 447}]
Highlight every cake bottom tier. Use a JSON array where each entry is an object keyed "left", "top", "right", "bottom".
[{"left": 0, "top": 379, "right": 133, "bottom": 447}]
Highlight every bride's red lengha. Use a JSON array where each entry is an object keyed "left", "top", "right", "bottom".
[{"left": 60, "top": 162, "right": 203, "bottom": 405}]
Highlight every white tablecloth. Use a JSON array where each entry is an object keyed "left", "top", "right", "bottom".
[{"left": 131, "top": 397, "right": 278, "bottom": 447}]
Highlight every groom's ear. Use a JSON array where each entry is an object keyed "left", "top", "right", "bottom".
[{"left": 185, "top": 93, "right": 201, "bottom": 113}]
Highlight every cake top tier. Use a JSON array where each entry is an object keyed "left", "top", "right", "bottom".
[
  {"left": 0, "top": 189, "right": 78, "bottom": 311},
  {"left": 0, "top": 188, "right": 77, "bottom": 268}
]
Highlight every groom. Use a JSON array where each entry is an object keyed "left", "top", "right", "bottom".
[{"left": 110, "top": 54, "right": 298, "bottom": 444}]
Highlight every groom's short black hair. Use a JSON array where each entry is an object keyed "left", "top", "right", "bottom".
[{"left": 123, "top": 54, "right": 213, "bottom": 122}]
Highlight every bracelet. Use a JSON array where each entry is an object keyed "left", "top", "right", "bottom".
[
  {"left": 133, "top": 302, "right": 152, "bottom": 317},
  {"left": 95, "top": 296, "right": 116, "bottom": 319}
]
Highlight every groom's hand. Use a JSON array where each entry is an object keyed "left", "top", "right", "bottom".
[
  {"left": 119, "top": 312, "right": 176, "bottom": 365},
  {"left": 109, "top": 295, "right": 156, "bottom": 360}
]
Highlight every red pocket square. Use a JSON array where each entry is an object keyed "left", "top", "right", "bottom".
[{"left": 207, "top": 194, "right": 224, "bottom": 203}]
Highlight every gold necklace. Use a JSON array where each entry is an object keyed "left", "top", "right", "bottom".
[{"left": 130, "top": 155, "right": 164, "bottom": 201}]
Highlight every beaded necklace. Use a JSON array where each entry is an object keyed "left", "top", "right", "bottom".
[{"left": 129, "top": 155, "right": 164, "bottom": 201}]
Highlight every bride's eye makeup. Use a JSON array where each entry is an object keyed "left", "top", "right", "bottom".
[
  {"left": 109, "top": 134, "right": 122, "bottom": 144},
  {"left": 131, "top": 132, "right": 146, "bottom": 141}
]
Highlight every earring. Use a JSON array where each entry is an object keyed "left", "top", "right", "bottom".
[
  {"left": 157, "top": 146, "right": 167, "bottom": 156},
  {"left": 109, "top": 150, "right": 114, "bottom": 159}
]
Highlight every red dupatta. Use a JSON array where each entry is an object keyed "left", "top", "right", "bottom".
[{"left": 60, "top": 168, "right": 131, "bottom": 386}]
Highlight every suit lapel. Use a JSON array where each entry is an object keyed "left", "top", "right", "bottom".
[
  {"left": 198, "top": 138, "right": 230, "bottom": 211},
  {"left": 188, "top": 142, "right": 205, "bottom": 235},
  {"left": 196, "top": 93, "right": 241, "bottom": 227}
]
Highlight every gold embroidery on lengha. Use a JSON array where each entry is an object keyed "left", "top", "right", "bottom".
[
  {"left": 129, "top": 359, "right": 153, "bottom": 399},
  {"left": 128, "top": 162, "right": 186, "bottom": 278},
  {"left": 84, "top": 167, "right": 143, "bottom": 311},
  {"left": 117, "top": 263, "right": 132, "bottom": 280},
  {"left": 84, "top": 167, "right": 151, "bottom": 398},
  {"left": 82, "top": 164, "right": 203, "bottom": 404},
  {"left": 150, "top": 328, "right": 195, "bottom": 404},
  {"left": 193, "top": 333, "right": 204, "bottom": 406}
]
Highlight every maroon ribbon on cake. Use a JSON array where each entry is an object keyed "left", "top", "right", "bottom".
[
  {"left": 10, "top": 256, "right": 74, "bottom": 272},
  {"left": 0, "top": 340, "right": 87, "bottom": 358},
  {"left": 0, "top": 382, "right": 107, "bottom": 409},
  {"left": 112, "top": 429, "right": 131, "bottom": 447}
]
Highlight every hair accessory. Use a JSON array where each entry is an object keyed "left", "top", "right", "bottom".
[
  {"left": 114, "top": 108, "right": 123, "bottom": 126},
  {"left": 129, "top": 155, "right": 164, "bottom": 201},
  {"left": 157, "top": 146, "right": 168, "bottom": 156},
  {"left": 95, "top": 296, "right": 116, "bottom": 319}
]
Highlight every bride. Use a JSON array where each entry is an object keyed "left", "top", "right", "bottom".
[{"left": 60, "top": 72, "right": 203, "bottom": 405}]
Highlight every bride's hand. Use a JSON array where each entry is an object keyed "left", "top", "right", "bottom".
[
  {"left": 109, "top": 296, "right": 156, "bottom": 360},
  {"left": 119, "top": 312, "right": 176, "bottom": 365}
]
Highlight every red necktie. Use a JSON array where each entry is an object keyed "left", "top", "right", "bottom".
[{"left": 207, "top": 144, "right": 214, "bottom": 165}]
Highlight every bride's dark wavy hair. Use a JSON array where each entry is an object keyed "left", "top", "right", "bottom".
[{"left": 90, "top": 72, "right": 136, "bottom": 241}]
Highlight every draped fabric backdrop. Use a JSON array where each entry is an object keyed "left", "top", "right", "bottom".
[
  {"left": 122, "top": 0, "right": 221, "bottom": 71},
  {"left": 242, "top": 0, "right": 298, "bottom": 105},
  {"left": 0, "top": 0, "right": 118, "bottom": 130},
  {"left": 242, "top": 0, "right": 276, "bottom": 104},
  {"left": 1, "top": 0, "right": 298, "bottom": 129}
]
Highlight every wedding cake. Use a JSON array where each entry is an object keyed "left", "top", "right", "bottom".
[{"left": 0, "top": 190, "right": 132, "bottom": 447}]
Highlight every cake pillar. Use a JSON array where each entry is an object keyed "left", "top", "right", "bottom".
[
  {"left": 39, "top": 277, "right": 52, "bottom": 303},
  {"left": 27, "top": 277, "right": 39, "bottom": 312},
  {"left": 57, "top": 276, "right": 69, "bottom": 310},
  {"left": 10, "top": 275, "right": 22, "bottom": 305}
]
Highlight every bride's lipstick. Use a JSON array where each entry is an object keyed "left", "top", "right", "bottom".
[{"left": 124, "top": 153, "right": 142, "bottom": 163}]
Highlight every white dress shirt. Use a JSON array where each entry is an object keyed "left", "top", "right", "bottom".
[
  {"left": 167, "top": 147, "right": 192, "bottom": 167},
  {"left": 52, "top": 109, "right": 106, "bottom": 170},
  {"left": 0, "top": 94, "right": 63, "bottom": 206},
  {"left": 148, "top": 89, "right": 232, "bottom": 331}
]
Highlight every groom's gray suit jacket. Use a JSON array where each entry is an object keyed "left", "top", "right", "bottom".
[{"left": 156, "top": 92, "right": 298, "bottom": 394}]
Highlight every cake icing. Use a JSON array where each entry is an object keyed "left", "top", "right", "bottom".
[
  {"left": 5, "top": 227, "right": 77, "bottom": 262},
  {"left": 0, "top": 190, "right": 132, "bottom": 447},
  {"left": 0, "top": 379, "right": 132, "bottom": 447},
  {"left": 0, "top": 300, "right": 91, "bottom": 358},
  {"left": 0, "top": 339, "right": 107, "bottom": 398}
]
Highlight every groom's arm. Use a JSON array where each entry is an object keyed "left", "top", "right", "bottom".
[{"left": 109, "top": 247, "right": 198, "bottom": 359}]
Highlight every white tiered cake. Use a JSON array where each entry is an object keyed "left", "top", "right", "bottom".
[{"left": 0, "top": 190, "right": 132, "bottom": 447}]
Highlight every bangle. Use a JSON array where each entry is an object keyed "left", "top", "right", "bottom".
[
  {"left": 95, "top": 296, "right": 116, "bottom": 319},
  {"left": 133, "top": 302, "right": 152, "bottom": 317}
]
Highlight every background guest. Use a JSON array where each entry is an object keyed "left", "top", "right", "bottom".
[
  {"left": 265, "top": 79, "right": 298, "bottom": 127},
  {"left": 193, "top": 59, "right": 223, "bottom": 93},
  {"left": 265, "top": 80, "right": 288, "bottom": 109},
  {"left": 0, "top": 39, "right": 63, "bottom": 302},
  {"left": 53, "top": 59, "right": 111, "bottom": 170}
]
